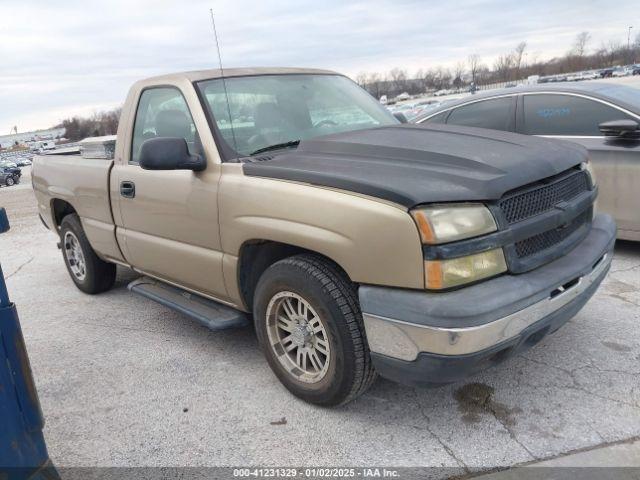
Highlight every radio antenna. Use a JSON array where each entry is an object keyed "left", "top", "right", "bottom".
[{"left": 209, "top": 9, "right": 238, "bottom": 155}]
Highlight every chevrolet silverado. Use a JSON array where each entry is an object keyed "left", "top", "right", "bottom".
[{"left": 32, "top": 68, "right": 615, "bottom": 406}]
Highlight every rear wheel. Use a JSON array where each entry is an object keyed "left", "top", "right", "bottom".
[
  {"left": 60, "top": 214, "right": 116, "bottom": 294},
  {"left": 254, "top": 254, "right": 376, "bottom": 406}
]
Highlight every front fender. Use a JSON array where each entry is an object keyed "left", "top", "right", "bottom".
[{"left": 219, "top": 165, "right": 425, "bottom": 291}]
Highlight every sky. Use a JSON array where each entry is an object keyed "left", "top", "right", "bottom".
[{"left": 1, "top": 0, "right": 638, "bottom": 133}]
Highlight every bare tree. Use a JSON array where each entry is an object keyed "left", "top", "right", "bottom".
[
  {"left": 468, "top": 54, "right": 482, "bottom": 83},
  {"left": 493, "top": 54, "right": 514, "bottom": 82},
  {"left": 605, "top": 40, "right": 623, "bottom": 65},
  {"left": 367, "top": 72, "right": 383, "bottom": 98},
  {"left": 56, "top": 108, "right": 122, "bottom": 141},
  {"left": 414, "top": 68, "right": 426, "bottom": 91},
  {"left": 432, "top": 67, "right": 451, "bottom": 90},
  {"left": 476, "top": 65, "right": 490, "bottom": 84},
  {"left": 355, "top": 72, "right": 368, "bottom": 88},
  {"left": 452, "top": 61, "right": 466, "bottom": 88},
  {"left": 419, "top": 68, "right": 438, "bottom": 91},
  {"left": 513, "top": 42, "right": 527, "bottom": 77},
  {"left": 388, "top": 68, "right": 408, "bottom": 95},
  {"left": 573, "top": 31, "right": 591, "bottom": 57}
]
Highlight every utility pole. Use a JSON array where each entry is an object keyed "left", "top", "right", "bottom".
[{"left": 628, "top": 26, "right": 634, "bottom": 64}]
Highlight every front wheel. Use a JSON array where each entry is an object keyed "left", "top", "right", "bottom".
[
  {"left": 60, "top": 214, "right": 116, "bottom": 294},
  {"left": 254, "top": 254, "right": 376, "bottom": 406},
  {"left": 5, "top": 176, "right": 14, "bottom": 187}
]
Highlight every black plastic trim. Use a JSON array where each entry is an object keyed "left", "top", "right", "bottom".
[{"left": 370, "top": 260, "right": 608, "bottom": 387}]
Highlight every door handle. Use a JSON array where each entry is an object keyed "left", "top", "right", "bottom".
[{"left": 120, "top": 181, "right": 135, "bottom": 198}]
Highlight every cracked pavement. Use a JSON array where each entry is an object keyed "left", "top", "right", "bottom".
[{"left": 1, "top": 168, "right": 639, "bottom": 475}]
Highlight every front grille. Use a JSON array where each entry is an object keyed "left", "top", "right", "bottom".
[
  {"left": 499, "top": 170, "right": 590, "bottom": 224},
  {"left": 496, "top": 167, "right": 595, "bottom": 272},
  {"left": 515, "top": 209, "right": 591, "bottom": 258}
]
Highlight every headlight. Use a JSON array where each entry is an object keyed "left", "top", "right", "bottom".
[
  {"left": 581, "top": 161, "right": 596, "bottom": 187},
  {"left": 410, "top": 204, "right": 497, "bottom": 244},
  {"left": 425, "top": 248, "right": 507, "bottom": 290}
]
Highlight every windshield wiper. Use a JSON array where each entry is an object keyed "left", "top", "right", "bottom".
[{"left": 249, "top": 140, "right": 301, "bottom": 156}]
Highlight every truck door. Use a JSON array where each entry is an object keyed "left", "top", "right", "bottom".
[{"left": 111, "top": 85, "right": 229, "bottom": 300}]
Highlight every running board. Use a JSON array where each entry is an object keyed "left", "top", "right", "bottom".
[{"left": 128, "top": 277, "right": 249, "bottom": 331}]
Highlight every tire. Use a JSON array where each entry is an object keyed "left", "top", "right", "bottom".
[
  {"left": 5, "top": 177, "right": 14, "bottom": 187},
  {"left": 60, "top": 214, "right": 116, "bottom": 294},
  {"left": 253, "top": 254, "right": 376, "bottom": 406}
]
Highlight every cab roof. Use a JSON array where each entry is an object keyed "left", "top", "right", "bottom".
[{"left": 140, "top": 67, "right": 340, "bottom": 84}]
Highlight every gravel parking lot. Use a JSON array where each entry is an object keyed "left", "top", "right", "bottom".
[{"left": 1, "top": 167, "right": 639, "bottom": 476}]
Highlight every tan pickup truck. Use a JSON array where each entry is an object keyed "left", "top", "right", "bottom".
[{"left": 33, "top": 68, "right": 615, "bottom": 406}]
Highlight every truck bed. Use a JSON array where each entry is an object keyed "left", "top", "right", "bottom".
[
  {"left": 31, "top": 153, "right": 123, "bottom": 262},
  {"left": 32, "top": 153, "right": 114, "bottom": 227}
]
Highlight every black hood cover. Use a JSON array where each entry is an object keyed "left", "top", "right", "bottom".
[{"left": 242, "top": 124, "right": 588, "bottom": 207}]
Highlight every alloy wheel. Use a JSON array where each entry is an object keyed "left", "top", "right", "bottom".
[{"left": 265, "top": 291, "right": 331, "bottom": 384}]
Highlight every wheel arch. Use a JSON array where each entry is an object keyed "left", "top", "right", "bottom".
[
  {"left": 50, "top": 198, "right": 78, "bottom": 229},
  {"left": 236, "top": 239, "right": 351, "bottom": 312}
]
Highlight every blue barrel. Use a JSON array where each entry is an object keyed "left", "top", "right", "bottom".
[{"left": 0, "top": 208, "right": 59, "bottom": 480}]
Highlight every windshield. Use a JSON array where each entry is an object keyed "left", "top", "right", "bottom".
[{"left": 197, "top": 74, "right": 398, "bottom": 158}]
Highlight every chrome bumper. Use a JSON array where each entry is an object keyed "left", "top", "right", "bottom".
[{"left": 363, "top": 251, "right": 610, "bottom": 361}]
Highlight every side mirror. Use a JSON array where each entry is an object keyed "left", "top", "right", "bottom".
[
  {"left": 599, "top": 119, "right": 639, "bottom": 138},
  {"left": 393, "top": 112, "right": 408, "bottom": 124},
  {"left": 139, "top": 137, "right": 206, "bottom": 171}
]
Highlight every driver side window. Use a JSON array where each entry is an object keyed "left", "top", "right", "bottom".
[{"left": 130, "top": 87, "right": 197, "bottom": 164}]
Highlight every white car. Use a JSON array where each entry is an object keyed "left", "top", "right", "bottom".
[{"left": 581, "top": 71, "right": 600, "bottom": 80}]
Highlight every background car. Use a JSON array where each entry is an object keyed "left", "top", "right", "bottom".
[
  {"left": 600, "top": 68, "right": 614, "bottom": 78},
  {"left": 414, "top": 82, "right": 640, "bottom": 241},
  {"left": 15, "top": 158, "right": 32, "bottom": 167},
  {"left": 612, "top": 67, "right": 631, "bottom": 77},
  {"left": 0, "top": 162, "right": 21, "bottom": 184},
  {"left": 0, "top": 169, "right": 17, "bottom": 187}
]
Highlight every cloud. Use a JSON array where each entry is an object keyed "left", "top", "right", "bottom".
[{"left": 1, "top": 0, "right": 637, "bottom": 132}]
